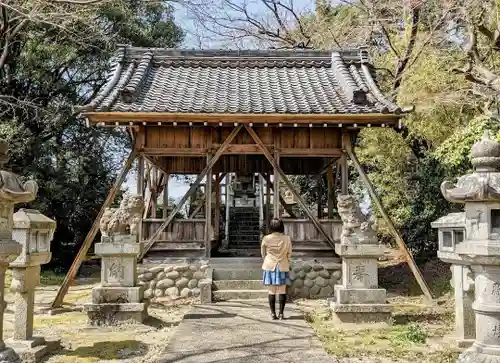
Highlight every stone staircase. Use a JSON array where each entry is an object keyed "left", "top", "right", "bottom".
[
  {"left": 211, "top": 258, "right": 267, "bottom": 301},
  {"left": 227, "top": 206, "right": 261, "bottom": 256}
]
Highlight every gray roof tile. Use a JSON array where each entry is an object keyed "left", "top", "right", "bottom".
[{"left": 81, "top": 46, "right": 403, "bottom": 115}]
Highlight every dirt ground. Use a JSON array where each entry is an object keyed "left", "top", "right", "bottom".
[{"left": 2, "top": 250, "right": 460, "bottom": 363}]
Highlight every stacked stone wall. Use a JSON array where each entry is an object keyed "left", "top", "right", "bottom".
[
  {"left": 287, "top": 262, "right": 342, "bottom": 299},
  {"left": 137, "top": 264, "right": 208, "bottom": 300}
]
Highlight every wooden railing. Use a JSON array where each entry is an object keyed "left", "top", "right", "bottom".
[
  {"left": 141, "top": 218, "right": 206, "bottom": 242},
  {"left": 283, "top": 219, "right": 342, "bottom": 243}
]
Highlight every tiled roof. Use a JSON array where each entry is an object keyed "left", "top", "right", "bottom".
[{"left": 80, "top": 46, "right": 403, "bottom": 115}]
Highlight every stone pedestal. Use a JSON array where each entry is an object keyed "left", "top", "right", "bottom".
[
  {"left": 455, "top": 259, "right": 500, "bottom": 363},
  {"left": 330, "top": 243, "right": 392, "bottom": 323},
  {"left": 329, "top": 195, "right": 392, "bottom": 324},
  {"left": 84, "top": 235, "right": 148, "bottom": 325},
  {"left": 438, "top": 252, "right": 476, "bottom": 348}
]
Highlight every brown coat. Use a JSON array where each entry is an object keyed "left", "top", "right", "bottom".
[{"left": 261, "top": 232, "right": 292, "bottom": 272}]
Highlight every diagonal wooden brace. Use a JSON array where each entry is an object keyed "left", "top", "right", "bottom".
[
  {"left": 52, "top": 150, "right": 138, "bottom": 308},
  {"left": 245, "top": 125, "right": 337, "bottom": 253},
  {"left": 138, "top": 125, "right": 243, "bottom": 261},
  {"left": 342, "top": 133, "right": 434, "bottom": 302}
]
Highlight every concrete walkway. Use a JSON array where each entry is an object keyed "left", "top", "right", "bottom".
[{"left": 158, "top": 301, "right": 334, "bottom": 363}]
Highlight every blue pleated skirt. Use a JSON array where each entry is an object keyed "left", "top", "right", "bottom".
[{"left": 263, "top": 266, "right": 289, "bottom": 286}]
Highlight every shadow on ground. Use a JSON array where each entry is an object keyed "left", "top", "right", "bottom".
[
  {"left": 379, "top": 259, "right": 452, "bottom": 297},
  {"left": 42, "top": 340, "right": 147, "bottom": 362}
]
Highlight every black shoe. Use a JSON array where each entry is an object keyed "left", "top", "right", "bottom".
[
  {"left": 278, "top": 294, "right": 287, "bottom": 320},
  {"left": 268, "top": 294, "right": 277, "bottom": 320}
]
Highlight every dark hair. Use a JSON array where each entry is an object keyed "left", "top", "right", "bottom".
[{"left": 269, "top": 218, "right": 284, "bottom": 233}]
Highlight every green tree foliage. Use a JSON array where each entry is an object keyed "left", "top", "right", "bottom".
[{"left": 0, "top": 1, "right": 183, "bottom": 269}]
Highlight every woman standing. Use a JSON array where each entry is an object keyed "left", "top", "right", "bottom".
[{"left": 261, "top": 218, "right": 292, "bottom": 320}]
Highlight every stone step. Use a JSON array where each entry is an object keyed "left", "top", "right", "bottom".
[
  {"left": 229, "top": 237, "right": 260, "bottom": 242},
  {"left": 213, "top": 268, "right": 262, "bottom": 280},
  {"left": 212, "top": 289, "right": 268, "bottom": 301},
  {"left": 149, "top": 242, "right": 204, "bottom": 251},
  {"left": 228, "top": 244, "right": 261, "bottom": 249},
  {"left": 213, "top": 279, "right": 263, "bottom": 290}
]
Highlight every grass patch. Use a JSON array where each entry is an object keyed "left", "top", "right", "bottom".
[
  {"left": 40, "top": 270, "right": 66, "bottom": 285},
  {"left": 306, "top": 302, "right": 458, "bottom": 362},
  {"left": 34, "top": 312, "right": 86, "bottom": 328}
]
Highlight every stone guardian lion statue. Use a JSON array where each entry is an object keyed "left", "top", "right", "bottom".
[
  {"left": 337, "top": 194, "right": 377, "bottom": 244},
  {"left": 99, "top": 194, "right": 144, "bottom": 238}
]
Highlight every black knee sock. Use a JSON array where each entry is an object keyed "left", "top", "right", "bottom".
[
  {"left": 268, "top": 294, "right": 277, "bottom": 316},
  {"left": 278, "top": 294, "right": 287, "bottom": 316}
]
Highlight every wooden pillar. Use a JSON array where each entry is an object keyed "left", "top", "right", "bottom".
[
  {"left": 205, "top": 154, "right": 213, "bottom": 258},
  {"left": 258, "top": 174, "right": 265, "bottom": 239},
  {"left": 151, "top": 168, "right": 158, "bottom": 218},
  {"left": 224, "top": 173, "right": 230, "bottom": 248},
  {"left": 273, "top": 133, "right": 280, "bottom": 219},
  {"left": 327, "top": 165, "right": 335, "bottom": 218},
  {"left": 137, "top": 155, "right": 145, "bottom": 243},
  {"left": 214, "top": 173, "right": 221, "bottom": 239},
  {"left": 317, "top": 177, "right": 323, "bottom": 219},
  {"left": 340, "top": 155, "right": 348, "bottom": 194},
  {"left": 137, "top": 156, "right": 144, "bottom": 196},
  {"left": 265, "top": 173, "right": 271, "bottom": 232},
  {"left": 163, "top": 174, "right": 169, "bottom": 218}
]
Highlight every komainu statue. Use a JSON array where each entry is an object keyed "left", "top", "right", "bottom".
[
  {"left": 337, "top": 194, "right": 377, "bottom": 244},
  {"left": 99, "top": 194, "right": 144, "bottom": 237},
  {"left": 0, "top": 140, "right": 38, "bottom": 203}
]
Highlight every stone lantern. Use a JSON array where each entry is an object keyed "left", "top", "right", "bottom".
[
  {"left": 0, "top": 140, "right": 38, "bottom": 362},
  {"left": 433, "top": 212, "right": 475, "bottom": 348},
  {"left": 440, "top": 130, "right": 500, "bottom": 363},
  {"left": 8, "top": 209, "right": 55, "bottom": 350}
]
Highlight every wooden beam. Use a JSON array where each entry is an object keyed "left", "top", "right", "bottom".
[
  {"left": 138, "top": 125, "right": 243, "bottom": 260},
  {"left": 245, "top": 126, "right": 338, "bottom": 253},
  {"left": 205, "top": 156, "right": 213, "bottom": 258},
  {"left": 142, "top": 147, "right": 207, "bottom": 156},
  {"left": 51, "top": 150, "right": 137, "bottom": 309},
  {"left": 327, "top": 166, "right": 335, "bottom": 218},
  {"left": 84, "top": 111, "right": 402, "bottom": 124},
  {"left": 211, "top": 144, "right": 342, "bottom": 157},
  {"left": 342, "top": 134, "right": 434, "bottom": 302},
  {"left": 142, "top": 145, "right": 342, "bottom": 157}
]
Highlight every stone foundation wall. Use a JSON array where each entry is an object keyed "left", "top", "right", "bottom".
[
  {"left": 137, "top": 264, "right": 209, "bottom": 300},
  {"left": 287, "top": 262, "right": 342, "bottom": 299}
]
